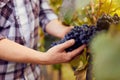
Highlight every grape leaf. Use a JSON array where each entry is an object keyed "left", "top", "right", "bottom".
[
  {"left": 59, "top": 0, "right": 75, "bottom": 25},
  {"left": 59, "top": 0, "right": 91, "bottom": 25}
]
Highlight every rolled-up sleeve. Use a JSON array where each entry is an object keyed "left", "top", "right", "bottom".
[
  {"left": 0, "top": 1, "right": 9, "bottom": 40},
  {"left": 0, "top": 34, "right": 5, "bottom": 40},
  {"left": 39, "top": 0, "right": 58, "bottom": 32}
]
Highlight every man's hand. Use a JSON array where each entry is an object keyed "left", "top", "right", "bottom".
[
  {"left": 46, "top": 19, "right": 73, "bottom": 38},
  {"left": 45, "top": 39, "right": 86, "bottom": 64}
]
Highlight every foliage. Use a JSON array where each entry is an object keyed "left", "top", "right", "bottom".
[
  {"left": 59, "top": 0, "right": 120, "bottom": 26},
  {"left": 38, "top": 28, "right": 45, "bottom": 52},
  {"left": 48, "top": 0, "right": 63, "bottom": 14}
]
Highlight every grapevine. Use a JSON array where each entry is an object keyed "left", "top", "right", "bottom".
[
  {"left": 50, "top": 13, "right": 120, "bottom": 80},
  {"left": 49, "top": 0, "right": 120, "bottom": 80}
]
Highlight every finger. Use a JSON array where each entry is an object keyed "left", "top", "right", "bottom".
[
  {"left": 68, "top": 45, "right": 86, "bottom": 58},
  {"left": 58, "top": 39, "right": 75, "bottom": 50}
]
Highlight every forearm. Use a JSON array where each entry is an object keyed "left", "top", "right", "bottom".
[
  {"left": 0, "top": 39, "right": 48, "bottom": 65},
  {"left": 0, "top": 38, "right": 86, "bottom": 65},
  {"left": 46, "top": 19, "right": 73, "bottom": 38}
]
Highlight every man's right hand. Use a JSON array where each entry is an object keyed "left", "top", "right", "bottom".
[{"left": 44, "top": 39, "right": 86, "bottom": 64}]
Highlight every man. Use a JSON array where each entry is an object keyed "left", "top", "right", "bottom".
[{"left": 0, "top": 0, "right": 85, "bottom": 79}]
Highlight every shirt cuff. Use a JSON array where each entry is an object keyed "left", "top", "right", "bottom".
[
  {"left": 44, "top": 15, "right": 58, "bottom": 33},
  {"left": 40, "top": 12, "right": 58, "bottom": 33}
]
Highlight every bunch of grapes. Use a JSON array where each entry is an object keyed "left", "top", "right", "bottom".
[
  {"left": 51, "top": 25, "right": 97, "bottom": 52},
  {"left": 96, "top": 14, "right": 120, "bottom": 31}
]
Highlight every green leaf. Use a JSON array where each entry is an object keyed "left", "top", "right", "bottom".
[{"left": 59, "top": 0, "right": 75, "bottom": 25}]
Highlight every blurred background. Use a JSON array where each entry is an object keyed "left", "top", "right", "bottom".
[{"left": 38, "top": 0, "right": 120, "bottom": 80}]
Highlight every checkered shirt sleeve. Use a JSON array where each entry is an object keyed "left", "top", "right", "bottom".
[{"left": 39, "top": 0, "right": 58, "bottom": 32}]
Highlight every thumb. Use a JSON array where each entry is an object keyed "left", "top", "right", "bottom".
[{"left": 58, "top": 39, "right": 75, "bottom": 50}]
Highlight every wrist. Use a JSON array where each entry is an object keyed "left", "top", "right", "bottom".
[
  {"left": 37, "top": 53, "right": 48, "bottom": 65},
  {"left": 38, "top": 52, "right": 53, "bottom": 65},
  {"left": 60, "top": 26, "right": 73, "bottom": 39}
]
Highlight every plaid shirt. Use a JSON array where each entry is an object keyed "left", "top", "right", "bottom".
[{"left": 0, "top": 0, "right": 57, "bottom": 79}]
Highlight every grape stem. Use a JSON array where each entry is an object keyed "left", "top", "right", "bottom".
[
  {"left": 96, "top": 0, "right": 102, "bottom": 19},
  {"left": 110, "top": 7, "right": 120, "bottom": 13},
  {"left": 90, "top": 0, "right": 97, "bottom": 24},
  {"left": 107, "top": 0, "right": 112, "bottom": 14}
]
